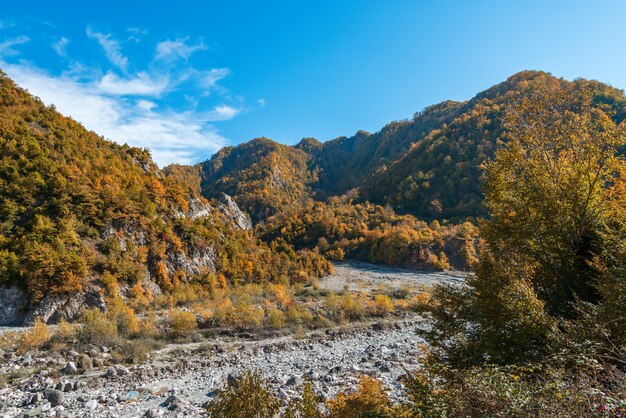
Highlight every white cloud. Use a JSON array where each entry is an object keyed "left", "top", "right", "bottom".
[
  {"left": 97, "top": 72, "right": 170, "bottom": 96},
  {"left": 155, "top": 38, "right": 206, "bottom": 62},
  {"left": 257, "top": 98, "right": 266, "bottom": 107},
  {"left": 52, "top": 37, "right": 69, "bottom": 57},
  {"left": 1, "top": 62, "right": 228, "bottom": 166},
  {"left": 127, "top": 27, "right": 148, "bottom": 35},
  {"left": 0, "top": 35, "right": 29, "bottom": 57},
  {"left": 86, "top": 26, "right": 128, "bottom": 71},
  {"left": 206, "top": 104, "right": 241, "bottom": 121},
  {"left": 202, "top": 67, "right": 230, "bottom": 88}
]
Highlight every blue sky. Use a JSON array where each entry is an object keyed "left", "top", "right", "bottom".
[{"left": 1, "top": 1, "right": 626, "bottom": 166}]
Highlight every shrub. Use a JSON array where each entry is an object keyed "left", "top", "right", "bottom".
[
  {"left": 168, "top": 309, "right": 197, "bottom": 337},
  {"left": 206, "top": 370, "right": 280, "bottom": 418},
  {"left": 108, "top": 298, "right": 140, "bottom": 337},
  {"left": 326, "top": 375, "right": 399, "bottom": 418},
  {"left": 229, "top": 301, "right": 264, "bottom": 330},
  {"left": 370, "top": 294, "right": 394, "bottom": 316},
  {"left": 324, "top": 293, "right": 365, "bottom": 322},
  {"left": 19, "top": 317, "right": 52, "bottom": 353},
  {"left": 55, "top": 318, "right": 79, "bottom": 342},
  {"left": 265, "top": 307, "right": 286, "bottom": 329},
  {"left": 284, "top": 381, "right": 322, "bottom": 418},
  {"left": 79, "top": 308, "right": 119, "bottom": 345}
]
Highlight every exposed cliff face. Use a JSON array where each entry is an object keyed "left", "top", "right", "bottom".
[
  {"left": 217, "top": 193, "right": 252, "bottom": 231},
  {"left": 0, "top": 188, "right": 252, "bottom": 325}
]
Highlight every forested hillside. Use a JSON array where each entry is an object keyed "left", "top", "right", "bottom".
[
  {"left": 0, "top": 70, "right": 330, "bottom": 323},
  {"left": 188, "top": 71, "right": 626, "bottom": 222}
]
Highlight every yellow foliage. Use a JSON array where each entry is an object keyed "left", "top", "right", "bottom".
[
  {"left": 169, "top": 309, "right": 197, "bottom": 337},
  {"left": 326, "top": 376, "right": 398, "bottom": 418},
  {"left": 265, "top": 307, "right": 286, "bottom": 329},
  {"left": 19, "top": 317, "right": 52, "bottom": 353},
  {"left": 370, "top": 294, "right": 394, "bottom": 316}
]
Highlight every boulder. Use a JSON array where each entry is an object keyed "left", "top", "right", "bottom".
[
  {"left": 63, "top": 362, "right": 78, "bottom": 375},
  {"left": 0, "top": 286, "right": 28, "bottom": 325},
  {"left": 79, "top": 354, "right": 93, "bottom": 371},
  {"left": 43, "top": 389, "right": 64, "bottom": 407}
]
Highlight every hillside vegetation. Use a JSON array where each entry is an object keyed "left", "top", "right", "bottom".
[{"left": 0, "top": 70, "right": 330, "bottom": 318}]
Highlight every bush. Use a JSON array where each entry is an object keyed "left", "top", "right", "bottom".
[
  {"left": 19, "top": 317, "right": 52, "bottom": 353},
  {"left": 55, "top": 318, "right": 79, "bottom": 342},
  {"left": 168, "top": 309, "right": 197, "bottom": 337},
  {"left": 265, "top": 307, "right": 286, "bottom": 329},
  {"left": 228, "top": 301, "right": 264, "bottom": 330},
  {"left": 324, "top": 293, "right": 365, "bottom": 322},
  {"left": 370, "top": 294, "right": 394, "bottom": 316},
  {"left": 403, "top": 354, "right": 626, "bottom": 417},
  {"left": 79, "top": 308, "right": 118, "bottom": 345},
  {"left": 206, "top": 370, "right": 280, "bottom": 418},
  {"left": 284, "top": 381, "right": 322, "bottom": 418},
  {"left": 326, "top": 375, "right": 399, "bottom": 418}
]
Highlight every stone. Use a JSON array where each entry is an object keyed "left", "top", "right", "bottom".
[
  {"left": 118, "top": 390, "right": 140, "bottom": 402},
  {"left": 21, "top": 352, "right": 33, "bottom": 366},
  {"left": 113, "top": 364, "right": 130, "bottom": 376},
  {"left": 144, "top": 409, "right": 159, "bottom": 418},
  {"left": 162, "top": 394, "right": 185, "bottom": 410},
  {"left": 104, "top": 367, "right": 117, "bottom": 377},
  {"left": 44, "top": 389, "right": 64, "bottom": 407},
  {"left": 63, "top": 361, "right": 77, "bottom": 375},
  {"left": 84, "top": 399, "right": 98, "bottom": 411},
  {"left": 286, "top": 375, "right": 303, "bottom": 386},
  {"left": 0, "top": 285, "right": 28, "bottom": 325},
  {"left": 79, "top": 354, "right": 93, "bottom": 371}
]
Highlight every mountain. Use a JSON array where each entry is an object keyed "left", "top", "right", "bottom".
[
  {"left": 0, "top": 70, "right": 330, "bottom": 325},
  {"left": 185, "top": 71, "right": 626, "bottom": 222}
]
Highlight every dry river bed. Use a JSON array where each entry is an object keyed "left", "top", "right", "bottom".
[{"left": 0, "top": 262, "right": 465, "bottom": 417}]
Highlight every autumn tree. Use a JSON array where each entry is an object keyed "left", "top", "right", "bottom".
[{"left": 425, "top": 85, "right": 626, "bottom": 365}]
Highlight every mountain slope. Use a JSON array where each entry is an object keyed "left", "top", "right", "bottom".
[
  {"left": 0, "top": 70, "right": 330, "bottom": 324},
  {"left": 186, "top": 71, "right": 626, "bottom": 222}
]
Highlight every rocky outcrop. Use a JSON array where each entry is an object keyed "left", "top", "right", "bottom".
[
  {"left": 218, "top": 193, "right": 252, "bottom": 230},
  {"left": 186, "top": 198, "right": 212, "bottom": 220},
  {"left": 166, "top": 245, "right": 217, "bottom": 277},
  {"left": 23, "top": 286, "right": 106, "bottom": 325},
  {"left": 0, "top": 286, "right": 29, "bottom": 325}
]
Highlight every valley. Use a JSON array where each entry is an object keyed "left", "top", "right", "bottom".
[{"left": 0, "top": 263, "right": 461, "bottom": 417}]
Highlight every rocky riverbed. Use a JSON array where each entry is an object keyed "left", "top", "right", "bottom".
[{"left": 0, "top": 262, "right": 463, "bottom": 417}]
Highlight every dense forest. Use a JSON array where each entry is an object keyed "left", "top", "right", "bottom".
[{"left": 0, "top": 70, "right": 330, "bottom": 314}]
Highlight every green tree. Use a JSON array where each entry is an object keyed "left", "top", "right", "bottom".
[{"left": 425, "top": 86, "right": 626, "bottom": 366}]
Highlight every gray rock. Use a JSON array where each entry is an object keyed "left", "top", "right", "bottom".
[
  {"left": 226, "top": 373, "right": 237, "bottom": 387},
  {"left": 286, "top": 375, "right": 303, "bottom": 386},
  {"left": 23, "top": 286, "right": 106, "bottom": 325},
  {"left": 21, "top": 352, "right": 33, "bottom": 366},
  {"left": 84, "top": 399, "right": 98, "bottom": 411},
  {"left": 162, "top": 394, "right": 185, "bottom": 410},
  {"left": 144, "top": 409, "right": 159, "bottom": 417},
  {"left": 0, "top": 286, "right": 28, "bottom": 325},
  {"left": 44, "top": 389, "right": 64, "bottom": 407},
  {"left": 104, "top": 367, "right": 117, "bottom": 377},
  {"left": 113, "top": 364, "right": 130, "bottom": 376},
  {"left": 63, "top": 361, "right": 78, "bottom": 375},
  {"left": 218, "top": 193, "right": 253, "bottom": 230},
  {"left": 79, "top": 354, "right": 93, "bottom": 371}
]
